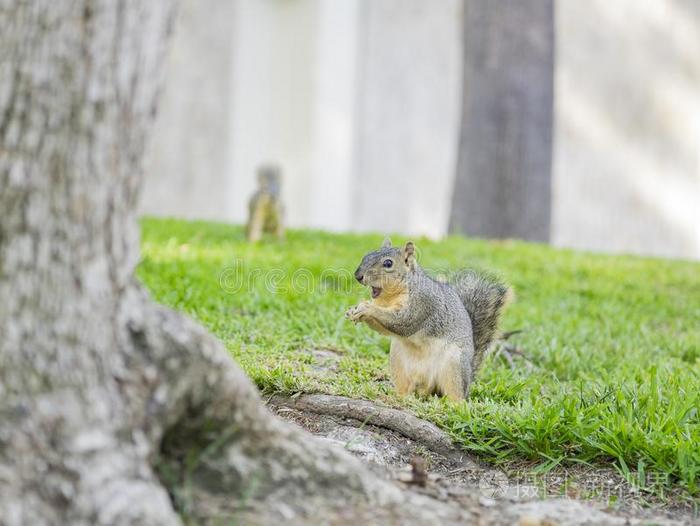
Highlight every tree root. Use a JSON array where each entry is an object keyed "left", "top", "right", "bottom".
[
  {"left": 268, "top": 394, "right": 471, "bottom": 463},
  {"left": 123, "top": 290, "right": 476, "bottom": 525}
]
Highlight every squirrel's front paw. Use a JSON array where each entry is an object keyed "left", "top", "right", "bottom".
[
  {"left": 345, "top": 302, "right": 370, "bottom": 323},
  {"left": 344, "top": 305, "right": 362, "bottom": 322}
]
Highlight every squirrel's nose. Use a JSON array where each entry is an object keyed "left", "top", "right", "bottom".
[{"left": 354, "top": 269, "right": 364, "bottom": 283}]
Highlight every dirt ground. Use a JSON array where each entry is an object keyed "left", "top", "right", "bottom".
[{"left": 268, "top": 400, "right": 698, "bottom": 526}]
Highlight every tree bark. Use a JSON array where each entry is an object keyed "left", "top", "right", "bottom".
[
  {"left": 449, "top": 0, "right": 554, "bottom": 242},
  {"left": 0, "top": 2, "right": 180, "bottom": 523},
  {"left": 0, "top": 3, "right": 473, "bottom": 524}
]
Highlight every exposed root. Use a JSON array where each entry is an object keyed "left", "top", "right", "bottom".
[
  {"left": 268, "top": 394, "right": 469, "bottom": 462},
  {"left": 121, "top": 290, "right": 476, "bottom": 524}
]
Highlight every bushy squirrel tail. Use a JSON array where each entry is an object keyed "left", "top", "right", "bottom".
[{"left": 452, "top": 270, "right": 513, "bottom": 375}]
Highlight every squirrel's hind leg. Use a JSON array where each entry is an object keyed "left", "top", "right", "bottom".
[
  {"left": 437, "top": 347, "right": 470, "bottom": 401},
  {"left": 439, "top": 372, "right": 466, "bottom": 401},
  {"left": 389, "top": 340, "right": 416, "bottom": 397}
]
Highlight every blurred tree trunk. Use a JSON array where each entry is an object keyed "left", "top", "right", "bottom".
[
  {"left": 0, "top": 2, "right": 183, "bottom": 523},
  {"left": 0, "top": 3, "right": 470, "bottom": 525},
  {"left": 449, "top": 0, "right": 554, "bottom": 242}
]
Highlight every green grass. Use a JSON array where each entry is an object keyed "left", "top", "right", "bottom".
[{"left": 138, "top": 217, "right": 700, "bottom": 496}]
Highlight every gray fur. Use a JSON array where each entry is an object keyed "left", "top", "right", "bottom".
[{"left": 353, "top": 242, "right": 510, "bottom": 396}]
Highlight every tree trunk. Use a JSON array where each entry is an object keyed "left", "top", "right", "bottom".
[
  {"left": 0, "top": 3, "right": 471, "bottom": 524},
  {"left": 449, "top": 0, "right": 554, "bottom": 242}
]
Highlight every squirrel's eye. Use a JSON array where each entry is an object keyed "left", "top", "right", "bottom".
[{"left": 382, "top": 259, "right": 393, "bottom": 268}]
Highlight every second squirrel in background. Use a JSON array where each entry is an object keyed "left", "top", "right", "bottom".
[
  {"left": 346, "top": 238, "right": 511, "bottom": 400},
  {"left": 246, "top": 165, "right": 285, "bottom": 242}
]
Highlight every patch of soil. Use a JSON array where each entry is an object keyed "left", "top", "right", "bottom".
[
  {"left": 307, "top": 347, "right": 344, "bottom": 374},
  {"left": 269, "top": 401, "right": 698, "bottom": 525}
]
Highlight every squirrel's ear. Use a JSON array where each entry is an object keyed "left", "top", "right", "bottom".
[
  {"left": 381, "top": 236, "right": 392, "bottom": 249},
  {"left": 403, "top": 241, "right": 416, "bottom": 266}
]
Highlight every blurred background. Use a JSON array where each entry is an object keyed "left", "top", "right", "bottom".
[{"left": 141, "top": 0, "right": 700, "bottom": 260}]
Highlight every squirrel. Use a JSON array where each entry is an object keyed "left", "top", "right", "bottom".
[
  {"left": 246, "top": 164, "right": 285, "bottom": 242},
  {"left": 345, "top": 237, "right": 512, "bottom": 401}
]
